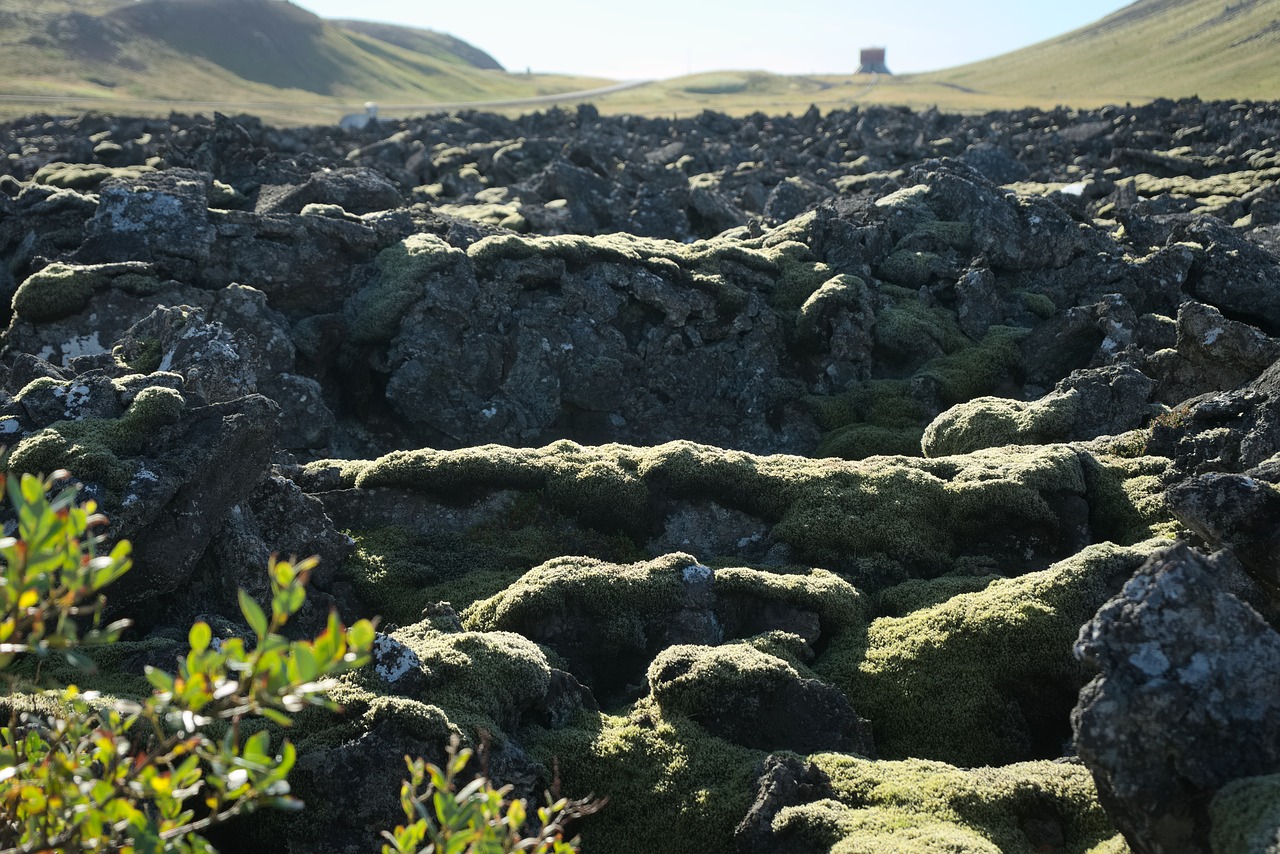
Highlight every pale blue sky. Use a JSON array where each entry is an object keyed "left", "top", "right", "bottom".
[{"left": 293, "top": 0, "right": 1135, "bottom": 79}]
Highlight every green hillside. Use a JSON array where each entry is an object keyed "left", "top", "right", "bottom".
[
  {"left": 922, "top": 0, "right": 1280, "bottom": 105},
  {"left": 0, "top": 0, "right": 608, "bottom": 123},
  {"left": 593, "top": 0, "right": 1280, "bottom": 115},
  {"left": 331, "top": 18, "right": 504, "bottom": 71}
]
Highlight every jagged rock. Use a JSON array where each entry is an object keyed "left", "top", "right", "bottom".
[
  {"left": 1073, "top": 543, "right": 1280, "bottom": 854},
  {"left": 1167, "top": 471, "right": 1280, "bottom": 603},
  {"left": 735, "top": 754, "right": 835, "bottom": 854},
  {"left": 255, "top": 166, "right": 405, "bottom": 216},
  {"left": 1147, "top": 300, "right": 1280, "bottom": 404}
]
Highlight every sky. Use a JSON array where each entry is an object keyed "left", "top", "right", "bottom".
[{"left": 292, "top": 0, "right": 1136, "bottom": 80}]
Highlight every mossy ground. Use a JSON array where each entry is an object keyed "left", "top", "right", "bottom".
[
  {"left": 528, "top": 702, "right": 763, "bottom": 854},
  {"left": 782, "top": 754, "right": 1123, "bottom": 854},
  {"left": 816, "top": 540, "right": 1164, "bottom": 766}
]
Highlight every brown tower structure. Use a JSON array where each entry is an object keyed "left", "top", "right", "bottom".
[{"left": 857, "top": 47, "right": 891, "bottom": 75}]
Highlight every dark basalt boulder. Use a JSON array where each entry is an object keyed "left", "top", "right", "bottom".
[
  {"left": 1073, "top": 543, "right": 1280, "bottom": 854},
  {"left": 735, "top": 755, "right": 835, "bottom": 854}
]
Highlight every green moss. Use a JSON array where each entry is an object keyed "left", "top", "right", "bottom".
[
  {"left": 351, "top": 622, "right": 552, "bottom": 739},
  {"left": 350, "top": 233, "right": 465, "bottom": 344},
  {"left": 6, "top": 430, "right": 73, "bottom": 478},
  {"left": 1080, "top": 453, "right": 1176, "bottom": 543},
  {"left": 816, "top": 540, "right": 1164, "bottom": 765},
  {"left": 1210, "top": 774, "right": 1280, "bottom": 854},
  {"left": 1018, "top": 291, "right": 1057, "bottom": 319},
  {"left": 918, "top": 326, "right": 1029, "bottom": 404},
  {"left": 817, "top": 424, "right": 926, "bottom": 460},
  {"left": 922, "top": 392, "right": 1080, "bottom": 458},
  {"left": 714, "top": 566, "right": 865, "bottom": 633},
  {"left": 112, "top": 273, "right": 164, "bottom": 297},
  {"left": 464, "top": 553, "right": 697, "bottom": 643},
  {"left": 435, "top": 202, "right": 528, "bottom": 232},
  {"left": 6, "top": 383, "right": 189, "bottom": 495},
  {"left": 647, "top": 642, "right": 803, "bottom": 721},
  {"left": 1129, "top": 167, "right": 1280, "bottom": 200},
  {"left": 31, "top": 162, "right": 155, "bottom": 191},
  {"left": 770, "top": 242, "right": 832, "bottom": 312},
  {"left": 343, "top": 510, "right": 644, "bottom": 626},
  {"left": 809, "top": 380, "right": 931, "bottom": 433},
  {"left": 12, "top": 263, "right": 107, "bottom": 322},
  {"left": 126, "top": 386, "right": 186, "bottom": 428},
  {"left": 777, "top": 754, "right": 1121, "bottom": 854},
  {"left": 464, "top": 227, "right": 830, "bottom": 319},
  {"left": 122, "top": 338, "right": 164, "bottom": 374},
  {"left": 527, "top": 702, "right": 761, "bottom": 854},
  {"left": 878, "top": 250, "right": 945, "bottom": 288},
  {"left": 874, "top": 284, "right": 970, "bottom": 362},
  {"left": 795, "top": 274, "right": 869, "bottom": 338},
  {"left": 321, "top": 439, "right": 1154, "bottom": 593},
  {"left": 914, "top": 219, "right": 972, "bottom": 250},
  {"left": 875, "top": 574, "right": 1001, "bottom": 618},
  {"left": 209, "top": 179, "right": 245, "bottom": 210}
]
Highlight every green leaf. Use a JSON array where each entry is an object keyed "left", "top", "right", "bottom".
[
  {"left": 259, "top": 707, "right": 293, "bottom": 727},
  {"left": 348, "top": 619, "right": 375, "bottom": 652},
  {"left": 290, "top": 644, "right": 318, "bottom": 684},
  {"left": 189, "top": 622, "right": 212, "bottom": 654},
  {"left": 239, "top": 590, "right": 268, "bottom": 639}
]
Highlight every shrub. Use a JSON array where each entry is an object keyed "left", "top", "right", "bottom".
[
  {"left": 381, "top": 737, "right": 602, "bottom": 854},
  {"left": 0, "top": 469, "right": 376, "bottom": 852},
  {"left": 0, "top": 469, "right": 597, "bottom": 853}
]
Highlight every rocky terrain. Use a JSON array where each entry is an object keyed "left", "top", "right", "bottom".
[{"left": 2, "top": 97, "right": 1280, "bottom": 852}]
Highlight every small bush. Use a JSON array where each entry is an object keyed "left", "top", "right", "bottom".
[
  {"left": 382, "top": 737, "right": 602, "bottom": 854},
  {"left": 0, "top": 469, "right": 376, "bottom": 852}
]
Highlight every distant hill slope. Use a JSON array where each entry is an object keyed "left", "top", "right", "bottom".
[
  {"left": 921, "top": 0, "right": 1280, "bottom": 104},
  {"left": 0, "top": 0, "right": 607, "bottom": 122},
  {"left": 332, "top": 19, "right": 504, "bottom": 71}
]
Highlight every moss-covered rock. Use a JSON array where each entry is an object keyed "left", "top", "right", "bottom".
[
  {"left": 7, "top": 380, "right": 190, "bottom": 494},
  {"left": 12, "top": 263, "right": 108, "bottom": 322},
  {"left": 817, "top": 540, "right": 1165, "bottom": 766},
  {"left": 349, "top": 233, "right": 466, "bottom": 344},
  {"left": 314, "top": 439, "right": 1164, "bottom": 590},
  {"left": 923, "top": 393, "right": 1080, "bottom": 457},
  {"left": 647, "top": 641, "right": 872, "bottom": 754},
  {"left": 1210, "top": 773, "right": 1280, "bottom": 854},
  {"left": 775, "top": 754, "right": 1121, "bottom": 854},
  {"left": 31, "top": 161, "right": 156, "bottom": 191},
  {"left": 528, "top": 701, "right": 763, "bottom": 854}
]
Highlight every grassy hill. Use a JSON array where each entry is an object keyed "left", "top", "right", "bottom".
[
  {"left": 331, "top": 19, "right": 504, "bottom": 71},
  {"left": 0, "top": 0, "right": 608, "bottom": 123},
  {"left": 2, "top": 0, "right": 1277, "bottom": 123},
  {"left": 592, "top": 0, "right": 1280, "bottom": 116},
  {"left": 921, "top": 0, "right": 1280, "bottom": 105}
]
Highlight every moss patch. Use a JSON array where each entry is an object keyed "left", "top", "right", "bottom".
[
  {"left": 1210, "top": 773, "right": 1280, "bottom": 854},
  {"left": 816, "top": 540, "right": 1164, "bottom": 766},
  {"left": 314, "top": 439, "right": 1160, "bottom": 592},
  {"left": 922, "top": 392, "right": 1080, "bottom": 457},
  {"left": 778, "top": 753, "right": 1120, "bottom": 854},
  {"left": 12, "top": 263, "right": 108, "bottom": 322},
  {"left": 32, "top": 162, "right": 156, "bottom": 191},
  {"left": 349, "top": 233, "right": 465, "bottom": 344},
  {"left": 7, "top": 384, "right": 188, "bottom": 495},
  {"left": 342, "top": 509, "right": 643, "bottom": 627},
  {"left": 528, "top": 702, "right": 762, "bottom": 854}
]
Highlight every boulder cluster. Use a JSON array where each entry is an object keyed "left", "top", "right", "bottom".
[{"left": 2, "top": 97, "right": 1279, "bottom": 852}]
